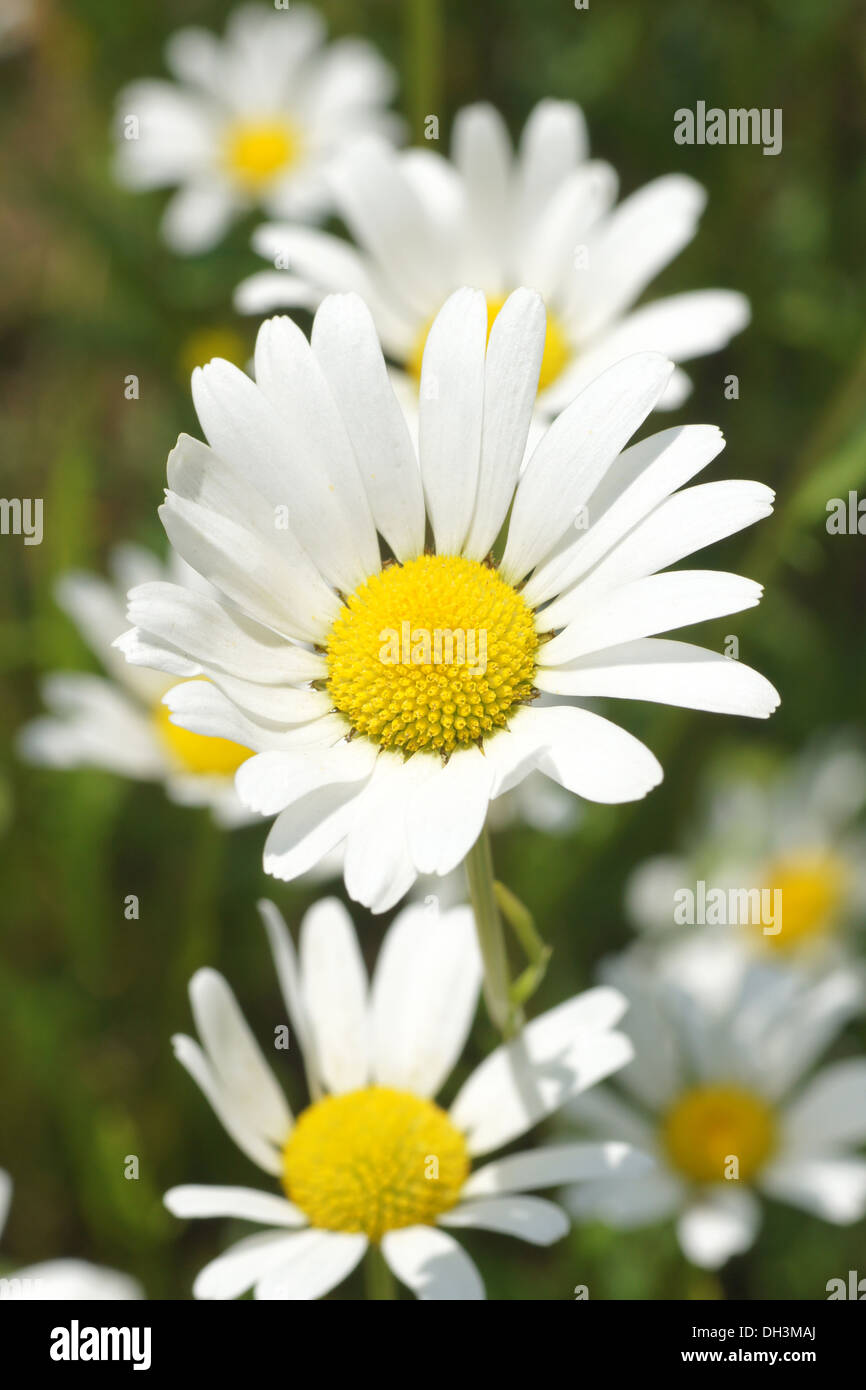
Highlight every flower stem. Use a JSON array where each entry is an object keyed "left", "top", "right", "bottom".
[
  {"left": 464, "top": 826, "right": 521, "bottom": 1039},
  {"left": 364, "top": 1245, "right": 396, "bottom": 1300}
]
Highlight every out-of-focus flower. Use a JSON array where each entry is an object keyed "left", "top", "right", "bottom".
[
  {"left": 18, "top": 544, "right": 257, "bottom": 827},
  {"left": 564, "top": 941, "right": 866, "bottom": 1268},
  {"left": 626, "top": 735, "right": 866, "bottom": 970},
  {"left": 118, "top": 292, "right": 779, "bottom": 911},
  {"left": 0, "top": 1170, "right": 143, "bottom": 1300},
  {"left": 114, "top": 4, "right": 400, "bottom": 254},
  {"left": 236, "top": 99, "right": 748, "bottom": 413},
  {"left": 163, "top": 897, "right": 646, "bottom": 1300}
]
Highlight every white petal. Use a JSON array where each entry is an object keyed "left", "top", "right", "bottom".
[
  {"left": 193, "top": 1230, "right": 305, "bottom": 1301},
  {"left": 587, "top": 289, "right": 750, "bottom": 365},
  {"left": 125, "top": 578, "right": 327, "bottom": 685},
  {"left": 254, "top": 1229, "right": 367, "bottom": 1300},
  {"left": 189, "top": 969, "right": 293, "bottom": 1146},
  {"left": 536, "top": 638, "right": 781, "bottom": 718},
  {"left": 501, "top": 353, "right": 675, "bottom": 582},
  {"left": 781, "top": 1059, "right": 866, "bottom": 1153},
  {"left": 381, "top": 1225, "right": 485, "bottom": 1300},
  {"left": 263, "top": 780, "right": 369, "bottom": 883},
  {"left": 524, "top": 424, "right": 728, "bottom": 606},
  {"left": 565, "top": 1084, "right": 657, "bottom": 1149},
  {"left": 462, "top": 289, "right": 546, "bottom": 560},
  {"left": 342, "top": 752, "right": 434, "bottom": 912},
  {"left": 440, "top": 1195, "right": 569, "bottom": 1246},
  {"left": 10, "top": 1260, "right": 143, "bottom": 1300},
  {"left": 236, "top": 741, "right": 377, "bottom": 818},
  {"left": 451, "top": 104, "right": 512, "bottom": 288},
  {"left": 540, "top": 571, "right": 764, "bottom": 665},
  {"left": 487, "top": 704, "right": 663, "bottom": 807},
  {"left": 252, "top": 316, "right": 380, "bottom": 585},
  {"left": 517, "top": 162, "right": 617, "bottom": 296},
  {"left": 172, "top": 1035, "right": 282, "bottom": 1175},
  {"left": 299, "top": 898, "right": 370, "bottom": 1093},
  {"left": 164, "top": 1185, "right": 306, "bottom": 1226},
  {"left": 566, "top": 1169, "right": 684, "bottom": 1228},
  {"left": 514, "top": 99, "right": 589, "bottom": 235},
  {"left": 463, "top": 1141, "right": 652, "bottom": 1196},
  {"left": 257, "top": 900, "right": 319, "bottom": 1094},
  {"left": 451, "top": 989, "right": 632, "bottom": 1154},
  {"left": 371, "top": 903, "right": 481, "bottom": 1097},
  {"left": 311, "top": 293, "right": 425, "bottom": 561},
  {"left": 161, "top": 183, "right": 236, "bottom": 256},
  {"left": 419, "top": 288, "right": 487, "bottom": 555},
  {"left": 405, "top": 746, "right": 495, "bottom": 876},
  {"left": 676, "top": 1187, "right": 761, "bottom": 1269},
  {"left": 760, "top": 1157, "right": 866, "bottom": 1224}
]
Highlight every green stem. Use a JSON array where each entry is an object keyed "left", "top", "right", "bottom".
[
  {"left": 494, "top": 881, "right": 553, "bottom": 1008},
  {"left": 464, "top": 827, "right": 521, "bottom": 1038},
  {"left": 404, "top": 0, "right": 443, "bottom": 143},
  {"left": 364, "top": 1245, "right": 397, "bottom": 1300}
]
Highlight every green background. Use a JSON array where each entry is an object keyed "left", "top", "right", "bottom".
[{"left": 1, "top": 0, "right": 865, "bottom": 1299}]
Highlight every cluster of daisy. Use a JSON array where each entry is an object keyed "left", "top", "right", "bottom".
[{"left": 13, "top": 4, "right": 865, "bottom": 1299}]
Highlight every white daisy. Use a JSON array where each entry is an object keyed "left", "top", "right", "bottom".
[
  {"left": 18, "top": 544, "right": 257, "bottom": 827},
  {"left": 0, "top": 1170, "right": 143, "bottom": 1300},
  {"left": 118, "top": 289, "right": 779, "bottom": 912},
  {"left": 564, "top": 941, "right": 866, "bottom": 1269},
  {"left": 236, "top": 98, "right": 749, "bottom": 412},
  {"left": 114, "top": 3, "right": 400, "bottom": 255},
  {"left": 164, "top": 897, "right": 648, "bottom": 1300},
  {"left": 626, "top": 733, "right": 866, "bottom": 970}
]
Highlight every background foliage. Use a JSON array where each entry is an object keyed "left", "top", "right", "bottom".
[{"left": 1, "top": 0, "right": 865, "bottom": 1299}]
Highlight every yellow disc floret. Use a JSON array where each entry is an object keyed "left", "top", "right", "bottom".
[
  {"left": 325, "top": 553, "right": 539, "bottom": 757},
  {"left": 759, "top": 850, "right": 849, "bottom": 952},
  {"left": 223, "top": 119, "right": 300, "bottom": 190},
  {"left": 662, "top": 1084, "right": 777, "bottom": 1184},
  {"left": 408, "top": 293, "right": 572, "bottom": 391},
  {"left": 282, "top": 1087, "right": 469, "bottom": 1242},
  {"left": 153, "top": 683, "right": 252, "bottom": 777}
]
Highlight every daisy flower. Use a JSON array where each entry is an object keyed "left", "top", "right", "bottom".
[
  {"left": 236, "top": 99, "right": 749, "bottom": 413},
  {"left": 564, "top": 940, "right": 866, "bottom": 1269},
  {"left": 164, "top": 897, "right": 647, "bottom": 1300},
  {"left": 118, "top": 289, "right": 779, "bottom": 916},
  {"left": 626, "top": 733, "right": 866, "bottom": 970},
  {"left": 114, "top": 4, "right": 399, "bottom": 255},
  {"left": 18, "top": 544, "right": 257, "bottom": 827},
  {"left": 0, "top": 1171, "right": 143, "bottom": 1300}
]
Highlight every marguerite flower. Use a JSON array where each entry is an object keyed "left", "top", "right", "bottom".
[
  {"left": 164, "top": 898, "right": 647, "bottom": 1300},
  {"left": 118, "top": 290, "right": 779, "bottom": 910},
  {"left": 236, "top": 99, "right": 749, "bottom": 413},
  {"left": 0, "top": 1171, "right": 143, "bottom": 1300},
  {"left": 626, "top": 733, "right": 866, "bottom": 970},
  {"left": 18, "top": 544, "right": 257, "bottom": 827},
  {"left": 564, "top": 941, "right": 866, "bottom": 1269},
  {"left": 114, "top": 4, "right": 399, "bottom": 255}
]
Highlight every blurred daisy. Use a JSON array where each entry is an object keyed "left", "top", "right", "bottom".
[
  {"left": 119, "top": 291, "right": 778, "bottom": 910},
  {"left": 18, "top": 545, "right": 256, "bottom": 827},
  {"left": 164, "top": 898, "right": 647, "bottom": 1300},
  {"left": 0, "top": 1171, "right": 142, "bottom": 1300},
  {"left": 564, "top": 942, "right": 866, "bottom": 1268},
  {"left": 236, "top": 99, "right": 748, "bottom": 413},
  {"left": 626, "top": 734, "right": 866, "bottom": 969},
  {"left": 114, "top": 4, "right": 399, "bottom": 255}
]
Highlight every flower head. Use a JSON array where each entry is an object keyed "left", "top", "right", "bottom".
[
  {"left": 236, "top": 99, "right": 748, "bottom": 412},
  {"left": 114, "top": 4, "right": 399, "bottom": 254},
  {"left": 565, "top": 941, "right": 866, "bottom": 1268},
  {"left": 120, "top": 289, "right": 778, "bottom": 909},
  {"left": 164, "top": 898, "right": 646, "bottom": 1299}
]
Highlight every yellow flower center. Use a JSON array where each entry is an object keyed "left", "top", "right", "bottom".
[
  {"left": 282, "top": 1087, "right": 469, "bottom": 1243},
  {"left": 758, "top": 850, "right": 849, "bottom": 951},
  {"left": 325, "top": 553, "right": 539, "bottom": 757},
  {"left": 223, "top": 120, "right": 300, "bottom": 191},
  {"left": 407, "top": 293, "right": 571, "bottom": 390},
  {"left": 662, "top": 1084, "right": 777, "bottom": 1184},
  {"left": 153, "top": 683, "right": 252, "bottom": 777}
]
